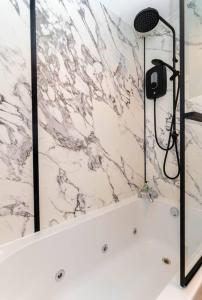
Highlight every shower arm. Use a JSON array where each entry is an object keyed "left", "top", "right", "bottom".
[{"left": 159, "top": 16, "right": 177, "bottom": 132}]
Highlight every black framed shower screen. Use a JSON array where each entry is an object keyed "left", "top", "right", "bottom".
[{"left": 180, "top": 0, "right": 202, "bottom": 287}]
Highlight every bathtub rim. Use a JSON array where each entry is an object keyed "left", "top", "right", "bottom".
[
  {"left": 157, "top": 266, "right": 202, "bottom": 300},
  {"left": 0, "top": 195, "right": 177, "bottom": 263}
]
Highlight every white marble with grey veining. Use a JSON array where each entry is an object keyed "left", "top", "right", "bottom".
[
  {"left": 3, "top": 0, "right": 202, "bottom": 247},
  {"left": 36, "top": 0, "right": 144, "bottom": 228},
  {"left": 184, "top": 0, "right": 202, "bottom": 209},
  {"left": 0, "top": 0, "right": 33, "bottom": 245}
]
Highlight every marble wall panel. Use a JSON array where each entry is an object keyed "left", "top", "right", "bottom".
[
  {"left": 36, "top": 0, "right": 144, "bottom": 228},
  {"left": 0, "top": 0, "right": 34, "bottom": 245}
]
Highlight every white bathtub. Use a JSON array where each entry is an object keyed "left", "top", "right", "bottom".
[
  {"left": 157, "top": 207, "right": 202, "bottom": 300},
  {"left": 0, "top": 196, "right": 181, "bottom": 300}
]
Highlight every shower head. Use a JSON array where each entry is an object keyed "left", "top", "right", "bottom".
[
  {"left": 152, "top": 59, "right": 180, "bottom": 80},
  {"left": 152, "top": 59, "right": 175, "bottom": 72},
  {"left": 134, "top": 8, "right": 160, "bottom": 33},
  {"left": 152, "top": 59, "right": 164, "bottom": 66}
]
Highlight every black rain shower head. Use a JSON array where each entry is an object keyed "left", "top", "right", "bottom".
[{"left": 134, "top": 8, "right": 160, "bottom": 33}]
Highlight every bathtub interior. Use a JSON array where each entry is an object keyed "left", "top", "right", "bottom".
[{"left": 0, "top": 197, "right": 180, "bottom": 300}]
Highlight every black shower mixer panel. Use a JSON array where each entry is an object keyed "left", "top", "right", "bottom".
[{"left": 146, "top": 65, "right": 167, "bottom": 99}]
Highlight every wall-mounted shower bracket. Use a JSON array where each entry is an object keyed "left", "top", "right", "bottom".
[{"left": 184, "top": 112, "right": 202, "bottom": 122}]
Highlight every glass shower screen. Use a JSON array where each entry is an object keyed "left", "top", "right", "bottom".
[{"left": 180, "top": 0, "right": 202, "bottom": 286}]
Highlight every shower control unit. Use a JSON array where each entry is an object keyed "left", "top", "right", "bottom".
[{"left": 146, "top": 65, "right": 167, "bottom": 99}]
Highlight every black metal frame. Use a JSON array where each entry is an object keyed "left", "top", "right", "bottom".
[
  {"left": 180, "top": 0, "right": 202, "bottom": 287},
  {"left": 159, "top": 15, "right": 177, "bottom": 133},
  {"left": 144, "top": 37, "right": 147, "bottom": 183},
  {"left": 30, "top": 0, "right": 40, "bottom": 232}
]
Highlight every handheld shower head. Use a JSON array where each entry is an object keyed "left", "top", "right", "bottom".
[
  {"left": 134, "top": 8, "right": 160, "bottom": 33},
  {"left": 152, "top": 59, "right": 180, "bottom": 80},
  {"left": 152, "top": 59, "right": 164, "bottom": 66}
]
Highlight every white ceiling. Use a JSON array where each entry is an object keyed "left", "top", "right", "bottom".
[{"left": 100, "top": 0, "right": 179, "bottom": 25}]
